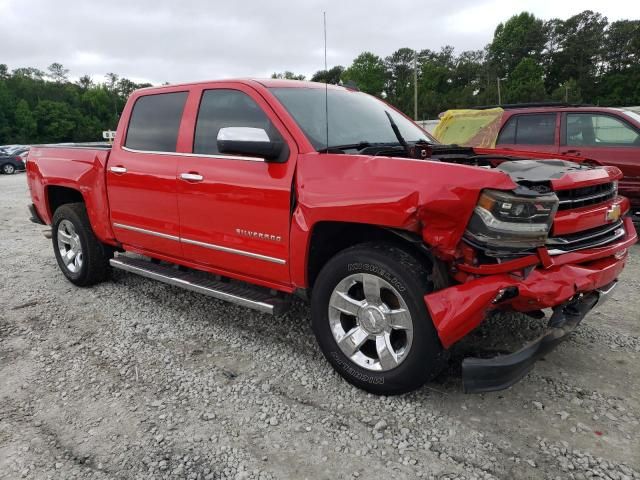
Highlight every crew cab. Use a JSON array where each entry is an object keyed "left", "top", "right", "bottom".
[{"left": 26, "top": 80, "right": 637, "bottom": 394}]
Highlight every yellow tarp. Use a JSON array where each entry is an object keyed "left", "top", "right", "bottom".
[{"left": 432, "top": 108, "right": 504, "bottom": 148}]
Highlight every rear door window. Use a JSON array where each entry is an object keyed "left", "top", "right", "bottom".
[
  {"left": 566, "top": 113, "right": 640, "bottom": 146},
  {"left": 125, "top": 92, "right": 188, "bottom": 152},
  {"left": 497, "top": 113, "right": 556, "bottom": 145}
]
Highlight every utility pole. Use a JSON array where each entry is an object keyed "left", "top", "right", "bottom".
[
  {"left": 413, "top": 51, "right": 418, "bottom": 121},
  {"left": 497, "top": 77, "right": 502, "bottom": 106}
]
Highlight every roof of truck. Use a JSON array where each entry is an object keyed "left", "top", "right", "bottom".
[{"left": 136, "top": 78, "right": 348, "bottom": 93}]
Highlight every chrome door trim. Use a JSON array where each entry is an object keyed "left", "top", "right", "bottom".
[
  {"left": 112, "top": 222, "right": 286, "bottom": 264},
  {"left": 121, "top": 146, "right": 264, "bottom": 162},
  {"left": 113, "top": 222, "right": 180, "bottom": 241},
  {"left": 109, "top": 166, "right": 127, "bottom": 174},
  {"left": 180, "top": 237, "right": 286, "bottom": 265}
]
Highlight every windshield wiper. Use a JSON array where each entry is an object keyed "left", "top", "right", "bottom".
[
  {"left": 384, "top": 111, "right": 410, "bottom": 155},
  {"left": 319, "top": 141, "right": 401, "bottom": 153}
]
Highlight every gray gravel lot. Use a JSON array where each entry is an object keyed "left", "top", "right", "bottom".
[{"left": 1, "top": 172, "right": 639, "bottom": 480}]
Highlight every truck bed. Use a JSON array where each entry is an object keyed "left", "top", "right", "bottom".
[{"left": 27, "top": 144, "right": 115, "bottom": 243}]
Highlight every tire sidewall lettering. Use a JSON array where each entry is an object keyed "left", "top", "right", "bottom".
[
  {"left": 330, "top": 351, "right": 385, "bottom": 385},
  {"left": 347, "top": 262, "right": 406, "bottom": 293}
]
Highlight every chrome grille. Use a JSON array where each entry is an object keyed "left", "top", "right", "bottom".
[
  {"left": 556, "top": 182, "right": 616, "bottom": 211},
  {"left": 546, "top": 220, "right": 625, "bottom": 255}
]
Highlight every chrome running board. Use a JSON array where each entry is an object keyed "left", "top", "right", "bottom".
[{"left": 110, "top": 256, "right": 289, "bottom": 315}]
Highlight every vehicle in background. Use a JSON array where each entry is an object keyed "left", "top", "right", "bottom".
[
  {"left": 415, "top": 119, "right": 440, "bottom": 135},
  {"left": 492, "top": 105, "right": 640, "bottom": 214},
  {"left": 0, "top": 152, "right": 25, "bottom": 174},
  {"left": 1, "top": 144, "right": 26, "bottom": 154},
  {"left": 14, "top": 147, "right": 30, "bottom": 160},
  {"left": 25, "top": 80, "right": 636, "bottom": 395}
]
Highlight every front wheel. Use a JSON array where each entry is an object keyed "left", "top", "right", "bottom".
[
  {"left": 2, "top": 163, "right": 16, "bottom": 174},
  {"left": 311, "top": 243, "right": 446, "bottom": 395}
]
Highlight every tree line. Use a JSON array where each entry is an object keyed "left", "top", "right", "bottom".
[
  {"left": 1, "top": 10, "right": 639, "bottom": 145},
  {"left": 0, "top": 63, "right": 152, "bottom": 145},
  {"left": 276, "top": 10, "right": 640, "bottom": 119}
]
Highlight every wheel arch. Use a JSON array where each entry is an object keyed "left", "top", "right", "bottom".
[
  {"left": 305, "top": 221, "right": 432, "bottom": 292},
  {"left": 46, "top": 185, "right": 85, "bottom": 218}
]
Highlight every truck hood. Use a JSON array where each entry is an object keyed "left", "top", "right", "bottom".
[{"left": 295, "top": 153, "right": 622, "bottom": 260}]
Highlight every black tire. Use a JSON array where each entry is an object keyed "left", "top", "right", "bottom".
[
  {"left": 311, "top": 242, "right": 446, "bottom": 395},
  {"left": 52, "top": 203, "right": 112, "bottom": 286},
  {"left": 2, "top": 163, "right": 15, "bottom": 174}
]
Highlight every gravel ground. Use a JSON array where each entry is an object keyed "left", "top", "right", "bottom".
[{"left": 1, "top": 172, "right": 639, "bottom": 480}]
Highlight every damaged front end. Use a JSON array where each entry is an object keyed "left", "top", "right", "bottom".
[{"left": 423, "top": 159, "right": 638, "bottom": 393}]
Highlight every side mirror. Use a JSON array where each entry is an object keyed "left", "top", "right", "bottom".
[{"left": 217, "top": 127, "right": 285, "bottom": 162}]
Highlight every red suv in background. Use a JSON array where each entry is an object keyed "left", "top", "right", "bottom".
[{"left": 494, "top": 105, "right": 640, "bottom": 214}]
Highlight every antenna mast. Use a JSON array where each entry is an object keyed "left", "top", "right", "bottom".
[{"left": 323, "top": 12, "right": 329, "bottom": 152}]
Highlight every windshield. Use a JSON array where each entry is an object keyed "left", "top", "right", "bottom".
[{"left": 270, "top": 87, "right": 432, "bottom": 151}]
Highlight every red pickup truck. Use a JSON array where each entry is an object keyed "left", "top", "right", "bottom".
[{"left": 26, "top": 79, "right": 637, "bottom": 394}]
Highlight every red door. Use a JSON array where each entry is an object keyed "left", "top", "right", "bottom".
[
  {"left": 560, "top": 111, "right": 640, "bottom": 207},
  {"left": 106, "top": 90, "right": 188, "bottom": 258},
  {"left": 496, "top": 112, "right": 560, "bottom": 154},
  {"left": 175, "top": 84, "right": 297, "bottom": 286}
]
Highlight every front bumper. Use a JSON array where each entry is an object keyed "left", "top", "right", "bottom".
[
  {"left": 462, "top": 283, "right": 614, "bottom": 393},
  {"left": 424, "top": 216, "right": 637, "bottom": 393}
]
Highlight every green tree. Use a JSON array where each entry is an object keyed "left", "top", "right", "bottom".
[
  {"left": 385, "top": 48, "right": 416, "bottom": 114},
  {"left": 505, "top": 58, "right": 546, "bottom": 103},
  {"left": 603, "top": 20, "right": 640, "bottom": 72},
  {"left": 545, "top": 11, "right": 608, "bottom": 99},
  {"left": 550, "top": 79, "right": 582, "bottom": 103},
  {"left": 47, "top": 62, "right": 69, "bottom": 83},
  {"left": 489, "top": 12, "right": 546, "bottom": 77},
  {"left": 342, "top": 52, "right": 386, "bottom": 96},
  {"left": 77, "top": 75, "right": 94, "bottom": 90},
  {"left": 271, "top": 71, "right": 306, "bottom": 80},
  {"left": 105, "top": 73, "right": 119, "bottom": 91},
  {"left": 13, "top": 99, "right": 37, "bottom": 143},
  {"left": 310, "top": 66, "right": 344, "bottom": 84},
  {"left": 12, "top": 67, "right": 45, "bottom": 80},
  {"left": 34, "top": 100, "right": 76, "bottom": 142}
]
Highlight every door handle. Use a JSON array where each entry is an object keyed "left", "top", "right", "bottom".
[
  {"left": 109, "top": 166, "right": 127, "bottom": 174},
  {"left": 561, "top": 150, "right": 581, "bottom": 156},
  {"left": 180, "top": 172, "right": 204, "bottom": 182}
]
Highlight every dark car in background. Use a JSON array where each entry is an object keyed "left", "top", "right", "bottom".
[
  {"left": 493, "top": 105, "right": 640, "bottom": 214},
  {"left": 0, "top": 152, "right": 26, "bottom": 174}
]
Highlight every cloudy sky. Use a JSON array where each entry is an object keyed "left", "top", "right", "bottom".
[{"left": 1, "top": 0, "right": 639, "bottom": 85}]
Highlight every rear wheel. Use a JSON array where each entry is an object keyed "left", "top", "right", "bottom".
[
  {"left": 52, "top": 203, "right": 112, "bottom": 286},
  {"left": 2, "top": 163, "right": 15, "bottom": 174},
  {"left": 311, "top": 243, "right": 446, "bottom": 395}
]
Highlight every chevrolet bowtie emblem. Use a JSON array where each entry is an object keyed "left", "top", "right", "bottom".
[{"left": 605, "top": 204, "right": 621, "bottom": 223}]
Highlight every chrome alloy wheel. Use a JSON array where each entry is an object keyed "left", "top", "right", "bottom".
[
  {"left": 329, "top": 273, "right": 413, "bottom": 371},
  {"left": 57, "top": 219, "right": 83, "bottom": 273},
  {"left": 2, "top": 163, "right": 15, "bottom": 174}
]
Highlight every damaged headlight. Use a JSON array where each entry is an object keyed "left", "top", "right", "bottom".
[{"left": 464, "top": 189, "right": 559, "bottom": 250}]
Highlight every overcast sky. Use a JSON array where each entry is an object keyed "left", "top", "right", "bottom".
[{"left": 1, "top": 0, "right": 639, "bottom": 85}]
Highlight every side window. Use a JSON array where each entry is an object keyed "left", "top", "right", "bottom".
[
  {"left": 566, "top": 113, "right": 640, "bottom": 146},
  {"left": 194, "top": 89, "right": 282, "bottom": 155},
  {"left": 496, "top": 117, "right": 516, "bottom": 144},
  {"left": 497, "top": 114, "right": 556, "bottom": 145},
  {"left": 125, "top": 92, "right": 188, "bottom": 152}
]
